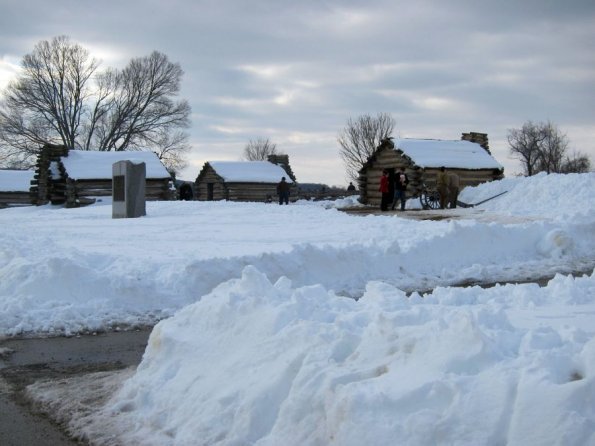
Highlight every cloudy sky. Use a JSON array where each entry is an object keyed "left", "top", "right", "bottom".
[{"left": 1, "top": 0, "right": 594, "bottom": 185}]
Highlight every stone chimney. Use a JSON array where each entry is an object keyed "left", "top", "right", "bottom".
[
  {"left": 461, "top": 132, "right": 490, "bottom": 154},
  {"left": 267, "top": 154, "right": 297, "bottom": 182}
]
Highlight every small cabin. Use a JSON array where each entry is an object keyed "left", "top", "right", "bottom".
[
  {"left": 0, "top": 169, "right": 35, "bottom": 208},
  {"left": 358, "top": 132, "right": 504, "bottom": 205},
  {"left": 195, "top": 157, "right": 297, "bottom": 202},
  {"left": 31, "top": 144, "right": 174, "bottom": 207}
]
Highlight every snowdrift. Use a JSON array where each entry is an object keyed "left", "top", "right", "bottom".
[{"left": 75, "top": 267, "right": 595, "bottom": 445}]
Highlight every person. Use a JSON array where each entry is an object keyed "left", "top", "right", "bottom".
[
  {"left": 447, "top": 171, "right": 460, "bottom": 208},
  {"left": 379, "top": 169, "right": 390, "bottom": 211},
  {"left": 277, "top": 176, "right": 290, "bottom": 205},
  {"left": 347, "top": 182, "right": 356, "bottom": 192},
  {"left": 391, "top": 167, "right": 409, "bottom": 211},
  {"left": 436, "top": 166, "right": 449, "bottom": 209},
  {"left": 179, "top": 183, "right": 193, "bottom": 201}
]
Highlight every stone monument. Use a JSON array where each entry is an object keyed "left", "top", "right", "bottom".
[{"left": 112, "top": 160, "right": 146, "bottom": 218}]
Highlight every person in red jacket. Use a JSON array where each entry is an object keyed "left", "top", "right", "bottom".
[{"left": 379, "top": 169, "right": 390, "bottom": 211}]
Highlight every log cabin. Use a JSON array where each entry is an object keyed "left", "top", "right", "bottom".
[
  {"left": 195, "top": 156, "right": 297, "bottom": 202},
  {"left": 30, "top": 144, "right": 174, "bottom": 207},
  {"left": 0, "top": 169, "right": 35, "bottom": 208},
  {"left": 358, "top": 132, "right": 504, "bottom": 206}
]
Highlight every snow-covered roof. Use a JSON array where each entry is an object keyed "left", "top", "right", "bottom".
[
  {"left": 61, "top": 150, "right": 171, "bottom": 180},
  {"left": 394, "top": 138, "right": 503, "bottom": 170},
  {"left": 208, "top": 161, "right": 293, "bottom": 183},
  {"left": 0, "top": 169, "right": 34, "bottom": 192}
]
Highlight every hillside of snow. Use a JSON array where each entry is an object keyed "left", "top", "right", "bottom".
[{"left": 3, "top": 172, "right": 593, "bottom": 445}]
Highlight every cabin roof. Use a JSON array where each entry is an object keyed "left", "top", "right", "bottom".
[
  {"left": 394, "top": 138, "right": 503, "bottom": 170},
  {"left": 206, "top": 161, "right": 294, "bottom": 183},
  {"left": 61, "top": 150, "right": 171, "bottom": 180},
  {"left": 0, "top": 169, "right": 35, "bottom": 192}
]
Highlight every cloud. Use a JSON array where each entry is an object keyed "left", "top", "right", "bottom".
[
  {"left": 0, "top": 56, "right": 20, "bottom": 89},
  {"left": 237, "top": 63, "right": 292, "bottom": 79},
  {"left": 1, "top": 0, "right": 594, "bottom": 184}
]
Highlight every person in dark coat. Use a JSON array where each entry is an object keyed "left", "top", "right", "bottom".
[
  {"left": 379, "top": 169, "right": 390, "bottom": 211},
  {"left": 179, "top": 183, "right": 193, "bottom": 201},
  {"left": 391, "top": 167, "right": 409, "bottom": 211},
  {"left": 347, "top": 182, "right": 356, "bottom": 191},
  {"left": 277, "top": 177, "right": 290, "bottom": 205}
]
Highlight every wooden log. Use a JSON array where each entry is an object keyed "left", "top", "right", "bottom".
[{"left": 0, "top": 193, "right": 34, "bottom": 205}]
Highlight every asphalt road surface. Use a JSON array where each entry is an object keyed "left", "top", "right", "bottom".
[{"left": 0, "top": 329, "right": 151, "bottom": 446}]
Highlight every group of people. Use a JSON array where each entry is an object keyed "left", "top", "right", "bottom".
[
  {"left": 379, "top": 167, "right": 410, "bottom": 211},
  {"left": 379, "top": 166, "right": 460, "bottom": 211},
  {"left": 279, "top": 167, "right": 460, "bottom": 209}
]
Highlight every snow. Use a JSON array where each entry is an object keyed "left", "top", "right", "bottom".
[
  {"left": 61, "top": 150, "right": 171, "bottom": 179},
  {"left": 395, "top": 138, "right": 504, "bottom": 170},
  {"left": 0, "top": 169, "right": 34, "bottom": 192},
  {"left": 1, "top": 172, "right": 594, "bottom": 445},
  {"left": 207, "top": 161, "right": 294, "bottom": 183}
]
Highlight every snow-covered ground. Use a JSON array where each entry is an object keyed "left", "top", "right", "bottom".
[{"left": 2, "top": 172, "right": 595, "bottom": 445}]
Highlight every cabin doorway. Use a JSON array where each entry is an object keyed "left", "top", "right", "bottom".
[{"left": 207, "top": 183, "right": 214, "bottom": 201}]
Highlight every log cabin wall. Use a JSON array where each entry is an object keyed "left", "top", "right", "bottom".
[
  {"left": 0, "top": 169, "right": 35, "bottom": 207},
  {"left": 363, "top": 146, "right": 420, "bottom": 205},
  {"left": 0, "top": 192, "right": 34, "bottom": 208},
  {"left": 195, "top": 164, "right": 298, "bottom": 202},
  {"left": 361, "top": 145, "right": 504, "bottom": 206},
  {"left": 418, "top": 168, "right": 503, "bottom": 191},
  {"left": 30, "top": 144, "right": 69, "bottom": 205},
  {"left": 226, "top": 183, "right": 287, "bottom": 202},
  {"left": 64, "top": 178, "right": 173, "bottom": 208},
  {"left": 31, "top": 144, "right": 173, "bottom": 207},
  {"left": 195, "top": 166, "right": 228, "bottom": 201}
]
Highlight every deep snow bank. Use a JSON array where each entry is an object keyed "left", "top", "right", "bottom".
[
  {"left": 1, "top": 173, "right": 594, "bottom": 336},
  {"left": 459, "top": 171, "right": 595, "bottom": 220},
  {"left": 81, "top": 267, "right": 595, "bottom": 446},
  {"left": 2, "top": 216, "right": 593, "bottom": 336}
]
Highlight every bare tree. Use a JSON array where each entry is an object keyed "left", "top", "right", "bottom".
[
  {"left": 243, "top": 137, "right": 277, "bottom": 161},
  {"left": 338, "top": 112, "right": 395, "bottom": 181},
  {"left": 0, "top": 145, "right": 31, "bottom": 169},
  {"left": 85, "top": 51, "right": 191, "bottom": 153},
  {"left": 0, "top": 36, "right": 191, "bottom": 174},
  {"left": 0, "top": 36, "right": 99, "bottom": 157},
  {"left": 508, "top": 120, "right": 590, "bottom": 176},
  {"left": 507, "top": 121, "right": 545, "bottom": 176},
  {"left": 561, "top": 151, "right": 591, "bottom": 173},
  {"left": 151, "top": 128, "right": 191, "bottom": 174},
  {"left": 536, "top": 121, "right": 568, "bottom": 174}
]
